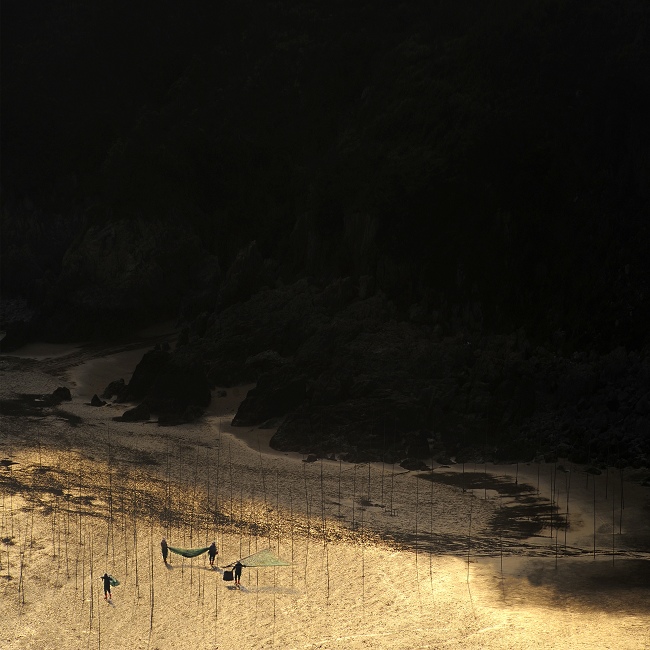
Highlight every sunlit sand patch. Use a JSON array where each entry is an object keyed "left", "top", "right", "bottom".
[{"left": 1, "top": 343, "right": 649, "bottom": 649}]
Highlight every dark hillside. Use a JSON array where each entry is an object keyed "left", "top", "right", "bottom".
[{"left": 2, "top": 0, "right": 649, "bottom": 464}]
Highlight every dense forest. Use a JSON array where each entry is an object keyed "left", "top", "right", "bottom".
[{"left": 2, "top": 1, "right": 649, "bottom": 464}]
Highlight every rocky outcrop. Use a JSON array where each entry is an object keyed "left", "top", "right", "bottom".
[
  {"left": 232, "top": 364, "right": 307, "bottom": 427},
  {"left": 33, "top": 218, "right": 217, "bottom": 341},
  {"left": 113, "top": 345, "right": 211, "bottom": 424},
  {"left": 193, "top": 273, "right": 649, "bottom": 469},
  {"left": 52, "top": 386, "right": 72, "bottom": 402},
  {"left": 116, "top": 402, "right": 150, "bottom": 422},
  {"left": 102, "top": 379, "right": 126, "bottom": 401}
]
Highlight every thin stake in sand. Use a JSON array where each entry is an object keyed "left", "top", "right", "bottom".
[
  {"left": 352, "top": 463, "right": 357, "bottom": 530},
  {"left": 415, "top": 473, "right": 422, "bottom": 614},
  {"left": 89, "top": 534, "right": 94, "bottom": 631},
  {"left": 565, "top": 467, "right": 571, "bottom": 551},
  {"left": 148, "top": 534, "right": 155, "bottom": 649},
  {"left": 239, "top": 485, "right": 244, "bottom": 558},
  {"left": 593, "top": 476, "right": 597, "bottom": 559},
  {"left": 361, "top": 497, "right": 365, "bottom": 609},
  {"left": 429, "top": 453, "right": 434, "bottom": 596},
  {"left": 18, "top": 548, "right": 24, "bottom": 605},
  {"left": 303, "top": 462, "right": 311, "bottom": 592},
  {"left": 549, "top": 462, "right": 554, "bottom": 540},
  {"left": 338, "top": 459, "right": 342, "bottom": 519},
  {"left": 381, "top": 422, "right": 386, "bottom": 507},
  {"left": 133, "top": 489, "right": 140, "bottom": 599},
  {"left": 122, "top": 493, "right": 128, "bottom": 579},
  {"left": 619, "top": 467, "right": 625, "bottom": 534},
  {"left": 554, "top": 474, "right": 560, "bottom": 568},
  {"left": 228, "top": 442, "right": 234, "bottom": 533},
  {"left": 467, "top": 497, "right": 472, "bottom": 583},
  {"left": 367, "top": 460, "right": 371, "bottom": 503},
  {"left": 257, "top": 436, "right": 271, "bottom": 545},
  {"left": 215, "top": 420, "right": 223, "bottom": 553},
  {"left": 612, "top": 484, "right": 616, "bottom": 566},
  {"left": 390, "top": 424, "right": 397, "bottom": 515},
  {"left": 290, "top": 486, "right": 294, "bottom": 588},
  {"left": 320, "top": 459, "right": 330, "bottom": 600}
]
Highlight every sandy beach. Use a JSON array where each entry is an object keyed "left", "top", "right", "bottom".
[{"left": 1, "top": 336, "right": 649, "bottom": 649}]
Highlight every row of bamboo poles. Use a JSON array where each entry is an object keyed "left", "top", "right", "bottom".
[{"left": 0, "top": 422, "right": 630, "bottom": 648}]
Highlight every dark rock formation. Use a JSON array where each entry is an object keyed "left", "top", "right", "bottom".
[
  {"left": 158, "top": 404, "right": 205, "bottom": 426},
  {"left": 232, "top": 365, "right": 306, "bottom": 427},
  {"left": 102, "top": 379, "right": 126, "bottom": 401},
  {"left": 116, "top": 346, "right": 211, "bottom": 425},
  {"left": 400, "top": 458, "right": 430, "bottom": 471},
  {"left": 116, "top": 402, "right": 150, "bottom": 422},
  {"left": 52, "top": 387, "right": 72, "bottom": 402},
  {"left": 146, "top": 351, "right": 211, "bottom": 414},
  {"left": 90, "top": 394, "right": 106, "bottom": 407},
  {"left": 125, "top": 348, "right": 172, "bottom": 402}
]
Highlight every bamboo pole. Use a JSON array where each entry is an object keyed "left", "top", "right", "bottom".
[
  {"left": 549, "top": 462, "right": 555, "bottom": 540},
  {"left": 390, "top": 457, "right": 396, "bottom": 516},
  {"left": 89, "top": 535, "right": 94, "bottom": 630},
  {"left": 82, "top": 529, "right": 86, "bottom": 607},
  {"left": 239, "top": 485, "right": 243, "bottom": 559},
  {"left": 148, "top": 535, "right": 154, "bottom": 649},
  {"left": 338, "top": 459, "right": 342, "bottom": 519},
  {"left": 97, "top": 540, "right": 101, "bottom": 650},
  {"left": 415, "top": 474, "right": 421, "bottom": 613},
  {"left": 229, "top": 443, "right": 234, "bottom": 532},
  {"left": 133, "top": 489, "right": 139, "bottom": 599},
  {"left": 66, "top": 465, "right": 71, "bottom": 578},
  {"left": 352, "top": 464, "right": 357, "bottom": 530},
  {"left": 429, "top": 451, "right": 434, "bottom": 594},
  {"left": 290, "top": 486, "right": 294, "bottom": 588},
  {"left": 619, "top": 467, "right": 624, "bottom": 534},
  {"left": 277, "top": 469, "right": 281, "bottom": 556},
  {"left": 214, "top": 564, "right": 219, "bottom": 646},
  {"left": 206, "top": 447, "right": 211, "bottom": 527},
  {"left": 565, "top": 467, "right": 571, "bottom": 552},
  {"left": 320, "top": 459, "right": 330, "bottom": 600},
  {"left": 367, "top": 460, "right": 371, "bottom": 503},
  {"left": 258, "top": 437, "right": 270, "bottom": 545},
  {"left": 303, "top": 463, "right": 310, "bottom": 592},
  {"left": 554, "top": 475, "right": 560, "bottom": 569},
  {"left": 216, "top": 420, "right": 222, "bottom": 552},
  {"left": 484, "top": 431, "right": 488, "bottom": 500},
  {"left": 415, "top": 474, "right": 419, "bottom": 563},
  {"left": 467, "top": 498, "right": 472, "bottom": 582},
  {"left": 361, "top": 496, "right": 365, "bottom": 608},
  {"left": 18, "top": 550, "right": 24, "bottom": 605},
  {"left": 381, "top": 422, "right": 386, "bottom": 507},
  {"left": 593, "top": 476, "right": 597, "bottom": 559},
  {"left": 612, "top": 484, "right": 616, "bottom": 566},
  {"left": 122, "top": 493, "right": 128, "bottom": 579}
]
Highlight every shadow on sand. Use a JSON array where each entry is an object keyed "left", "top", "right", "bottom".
[{"left": 492, "top": 557, "right": 650, "bottom": 615}]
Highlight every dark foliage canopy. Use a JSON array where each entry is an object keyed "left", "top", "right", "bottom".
[{"left": 2, "top": 0, "right": 649, "bottom": 349}]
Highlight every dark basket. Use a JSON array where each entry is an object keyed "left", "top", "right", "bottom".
[{"left": 223, "top": 570, "right": 234, "bottom": 581}]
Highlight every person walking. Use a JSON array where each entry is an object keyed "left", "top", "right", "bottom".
[
  {"left": 101, "top": 573, "right": 112, "bottom": 600},
  {"left": 234, "top": 560, "right": 243, "bottom": 586},
  {"left": 208, "top": 541, "right": 218, "bottom": 567},
  {"left": 161, "top": 537, "right": 169, "bottom": 564}
]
